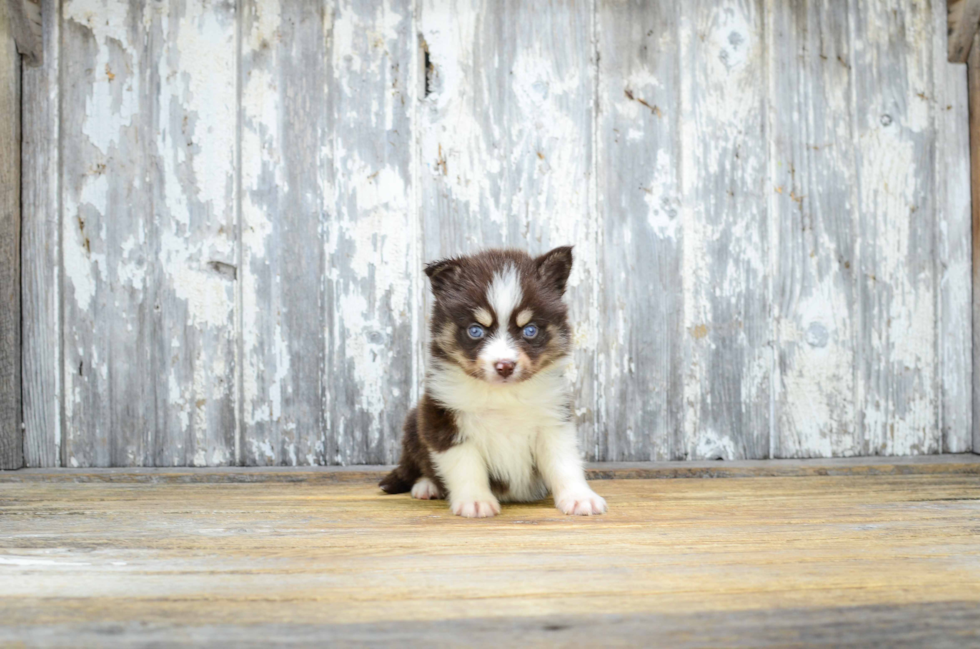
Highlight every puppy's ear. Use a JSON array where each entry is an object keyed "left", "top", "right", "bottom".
[
  {"left": 424, "top": 257, "right": 462, "bottom": 297},
  {"left": 535, "top": 246, "right": 574, "bottom": 295}
]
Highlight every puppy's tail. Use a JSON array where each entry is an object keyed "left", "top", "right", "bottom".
[
  {"left": 379, "top": 464, "right": 418, "bottom": 494},
  {"left": 379, "top": 408, "right": 422, "bottom": 494}
]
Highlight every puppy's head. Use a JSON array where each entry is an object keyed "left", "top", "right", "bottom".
[{"left": 426, "top": 247, "right": 573, "bottom": 385}]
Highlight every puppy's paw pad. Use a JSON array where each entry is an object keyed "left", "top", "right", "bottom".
[
  {"left": 451, "top": 499, "right": 501, "bottom": 518},
  {"left": 411, "top": 477, "right": 441, "bottom": 500},
  {"left": 557, "top": 492, "right": 607, "bottom": 516}
]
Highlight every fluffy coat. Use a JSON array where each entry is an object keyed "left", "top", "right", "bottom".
[{"left": 379, "top": 247, "right": 607, "bottom": 518}]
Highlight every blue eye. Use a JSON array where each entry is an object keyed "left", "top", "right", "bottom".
[
  {"left": 467, "top": 324, "right": 485, "bottom": 339},
  {"left": 522, "top": 324, "right": 539, "bottom": 339}
]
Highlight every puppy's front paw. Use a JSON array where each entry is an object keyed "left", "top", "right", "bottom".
[
  {"left": 411, "top": 477, "right": 442, "bottom": 500},
  {"left": 451, "top": 498, "right": 501, "bottom": 518},
  {"left": 556, "top": 490, "right": 607, "bottom": 516}
]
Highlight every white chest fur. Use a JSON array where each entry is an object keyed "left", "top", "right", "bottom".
[{"left": 427, "top": 361, "right": 570, "bottom": 502}]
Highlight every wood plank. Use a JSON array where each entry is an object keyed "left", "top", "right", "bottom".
[
  {"left": 146, "top": 0, "right": 239, "bottom": 466},
  {"left": 769, "top": 0, "right": 859, "bottom": 458},
  {"left": 1, "top": 601, "right": 978, "bottom": 647},
  {"left": 419, "top": 0, "right": 599, "bottom": 457},
  {"left": 2, "top": 453, "right": 979, "bottom": 483},
  {"left": 21, "top": 0, "right": 60, "bottom": 467},
  {"left": 324, "top": 0, "right": 418, "bottom": 465},
  {"left": 677, "top": 0, "right": 769, "bottom": 459},
  {"left": 0, "top": 0, "right": 22, "bottom": 470},
  {"left": 970, "top": 31, "right": 980, "bottom": 454},
  {"left": 5, "top": 0, "right": 41, "bottom": 66},
  {"left": 947, "top": 0, "right": 980, "bottom": 62},
  {"left": 851, "top": 0, "right": 939, "bottom": 456},
  {"left": 239, "top": 0, "right": 332, "bottom": 466},
  {"left": 61, "top": 0, "right": 238, "bottom": 466},
  {"left": 595, "top": 1, "right": 683, "bottom": 461},
  {"left": 937, "top": 8, "right": 973, "bottom": 453},
  {"left": 61, "top": 0, "right": 146, "bottom": 467},
  {"left": 0, "top": 473, "right": 978, "bottom": 645}
]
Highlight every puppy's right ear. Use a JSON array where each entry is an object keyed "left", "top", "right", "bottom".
[{"left": 424, "top": 258, "right": 461, "bottom": 297}]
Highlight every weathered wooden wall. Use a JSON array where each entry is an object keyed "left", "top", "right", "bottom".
[{"left": 19, "top": 0, "right": 974, "bottom": 467}]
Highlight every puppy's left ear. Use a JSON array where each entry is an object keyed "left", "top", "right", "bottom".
[{"left": 535, "top": 246, "right": 574, "bottom": 295}]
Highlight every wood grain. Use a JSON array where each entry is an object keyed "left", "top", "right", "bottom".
[
  {"left": 148, "top": 0, "right": 239, "bottom": 467},
  {"left": 970, "top": 31, "right": 980, "bottom": 455},
  {"left": 769, "top": 0, "right": 858, "bottom": 458},
  {"left": 325, "top": 0, "right": 418, "bottom": 465},
  {"left": 5, "top": 0, "right": 41, "bottom": 66},
  {"left": 2, "top": 454, "right": 978, "bottom": 483},
  {"left": 0, "top": 0, "right": 22, "bottom": 470},
  {"left": 419, "top": 0, "right": 599, "bottom": 458},
  {"left": 851, "top": 0, "right": 939, "bottom": 456},
  {"left": 678, "top": 0, "right": 770, "bottom": 459},
  {"left": 938, "top": 5, "right": 974, "bottom": 453},
  {"left": 1, "top": 473, "right": 978, "bottom": 645},
  {"left": 947, "top": 0, "right": 980, "bottom": 62},
  {"left": 60, "top": 0, "right": 239, "bottom": 467},
  {"left": 596, "top": 0, "right": 683, "bottom": 461},
  {"left": 21, "top": 0, "right": 60, "bottom": 467},
  {"left": 239, "top": 0, "right": 331, "bottom": 466}
]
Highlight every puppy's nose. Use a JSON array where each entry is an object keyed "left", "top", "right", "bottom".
[{"left": 494, "top": 360, "right": 516, "bottom": 378}]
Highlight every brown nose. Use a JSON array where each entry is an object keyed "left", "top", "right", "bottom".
[{"left": 494, "top": 360, "right": 516, "bottom": 378}]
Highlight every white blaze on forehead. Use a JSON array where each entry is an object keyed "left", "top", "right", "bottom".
[
  {"left": 479, "top": 264, "right": 522, "bottom": 375},
  {"left": 474, "top": 307, "right": 493, "bottom": 327},
  {"left": 487, "top": 264, "right": 522, "bottom": 326}
]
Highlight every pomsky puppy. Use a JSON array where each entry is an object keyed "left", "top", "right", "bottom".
[{"left": 379, "top": 246, "right": 607, "bottom": 518}]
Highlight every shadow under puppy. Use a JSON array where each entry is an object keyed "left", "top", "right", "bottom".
[{"left": 380, "top": 246, "right": 607, "bottom": 518}]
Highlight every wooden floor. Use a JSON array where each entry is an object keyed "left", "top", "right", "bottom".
[{"left": 2, "top": 458, "right": 980, "bottom": 647}]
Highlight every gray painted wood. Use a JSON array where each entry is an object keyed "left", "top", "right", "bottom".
[
  {"left": 676, "top": 0, "right": 770, "bottom": 460},
  {"left": 21, "top": 0, "right": 59, "bottom": 467},
  {"left": 325, "top": 0, "right": 418, "bottom": 465},
  {"left": 596, "top": 0, "right": 683, "bottom": 461},
  {"left": 146, "top": 0, "right": 239, "bottom": 466},
  {"left": 240, "top": 0, "right": 417, "bottom": 466},
  {"left": 851, "top": 0, "right": 940, "bottom": 456},
  {"left": 769, "top": 0, "right": 859, "bottom": 458},
  {"left": 61, "top": 0, "right": 238, "bottom": 467},
  {"left": 970, "top": 31, "right": 980, "bottom": 455},
  {"left": 239, "top": 0, "right": 331, "bottom": 466},
  {"left": 419, "top": 0, "right": 599, "bottom": 458},
  {"left": 18, "top": 0, "right": 977, "bottom": 465},
  {"left": 0, "top": 0, "right": 22, "bottom": 470},
  {"left": 937, "top": 11, "right": 973, "bottom": 453}
]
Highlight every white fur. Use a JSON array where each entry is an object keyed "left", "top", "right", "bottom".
[
  {"left": 428, "top": 359, "right": 606, "bottom": 517},
  {"left": 478, "top": 266, "right": 523, "bottom": 381},
  {"left": 410, "top": 477, "right": 441, "bottom": 500},
  {"left": 487, "top": 264, "right": 522, "bottom": 326}
]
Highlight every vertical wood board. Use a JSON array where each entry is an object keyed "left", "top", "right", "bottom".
[
  {"left": 769, "top": 0, "right": 859, "bottom": 458},
  {"left": 0, "top": 0, "right": 23, "bottom": 470},
  {"left": 239, "top": 0, "right": 331, "bottom": 466},
  {"left": 850, "top": 0, "right": 939, "bottom": 455},
  {"left": 677, "top": 0, "right": 771, "bottom": 460},
  {"left": 596, "top": 0, "right": 684, "bottom": 461},
  {"left": 21, "top": 0, "right": 60, "bottom": 467}
]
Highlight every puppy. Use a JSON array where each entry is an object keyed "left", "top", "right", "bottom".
[{"left": 379, "top": 246, "right": 607, "bottom": 518}]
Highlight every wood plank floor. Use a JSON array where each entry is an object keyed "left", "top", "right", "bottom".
[{"left": 1, "top": 460, "right": 980, "bottom": 647}]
